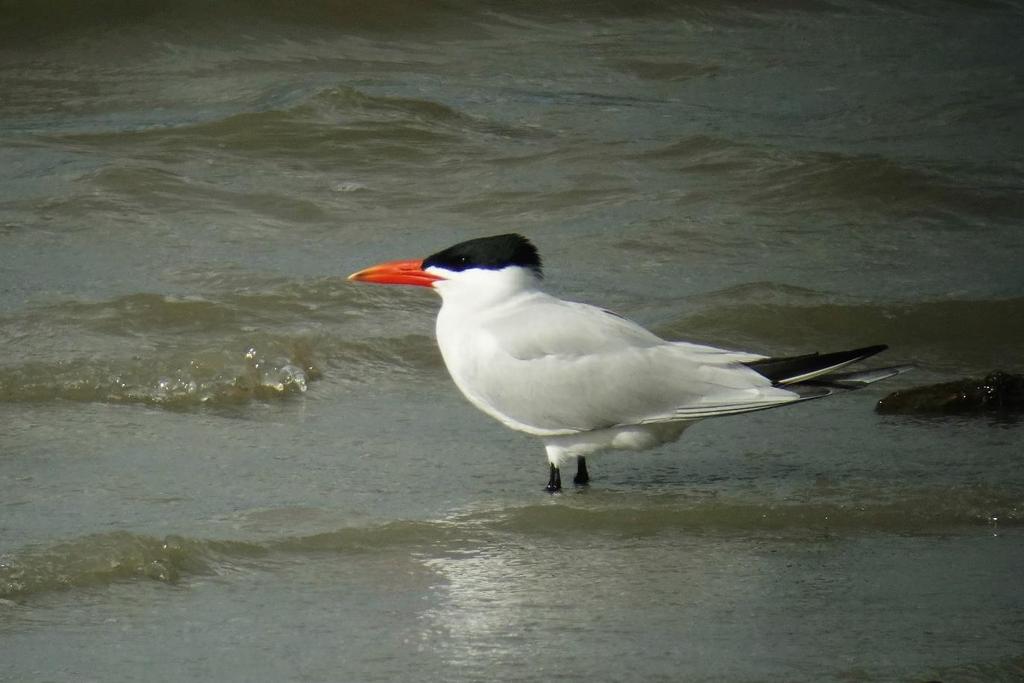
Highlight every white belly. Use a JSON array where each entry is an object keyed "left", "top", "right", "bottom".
[{"left": 542, "top": 422, "right": 692, "bottom": 469}]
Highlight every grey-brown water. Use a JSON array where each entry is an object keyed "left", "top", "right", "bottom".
[{"left": 2, "top": 1, "right": 1023, "bottom": 680}]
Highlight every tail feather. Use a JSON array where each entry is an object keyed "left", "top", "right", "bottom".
[
  {"left": 744, "top": 344, "right": 889, "bottom": 386},
  {"left": 805, "top": 364, "right": 915, "bottom": 389}
]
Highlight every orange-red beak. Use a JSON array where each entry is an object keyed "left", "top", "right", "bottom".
[{"left": 347, "top": 258, "right": 443, "bottom": 288}]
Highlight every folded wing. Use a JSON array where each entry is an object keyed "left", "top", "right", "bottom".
[{"left": 451, "top": 295, "right": 805, "bottom": 435}]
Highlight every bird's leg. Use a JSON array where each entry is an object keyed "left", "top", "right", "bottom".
[
  {"left": 546, "top": 463, "right": 562, "bottom": 493},
  {"left": 573, "top": 456, "right": 590, "bottom": 486}
]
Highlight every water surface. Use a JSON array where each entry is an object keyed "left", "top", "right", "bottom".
[{"left": 2, "top": 1, "right": 1023, "bottom": 681}]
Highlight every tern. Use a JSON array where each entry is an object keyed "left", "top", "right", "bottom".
[{"left": 349, "top": 233, "right": 907, "bottom": 492}]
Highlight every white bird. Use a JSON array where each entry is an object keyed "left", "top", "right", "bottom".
[{"left": 349, "top": 233, "right": 907, "bottom": 491}]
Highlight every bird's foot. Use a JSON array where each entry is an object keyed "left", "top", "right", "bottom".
[
  {"left": 573, "top": 456, "right": 590, "bottom": 487},
  {"left": 546, "top": 464, "right": 562, "bottom": 493}
]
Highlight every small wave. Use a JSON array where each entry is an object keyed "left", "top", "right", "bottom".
[
  {"left": 744, "top": 151, "right": 1024, "bottom": 221},
  {"left": 0, "top": 327, "right": 441, "bottom": 408},
  {"left": 0, "top": 282, "right": 444, "bottom": 408},
  {"left": 638, "top": 135, "right": 1023, "bottom": 222},
  {"left": 0, "top": 531, "right": 265, "bottom": 600},
  {"left": 0, "top": 343, "right": 317, "bottom": 408},
  {"left": 463, "top": 487, "right": 1021, "bottom": 536},
  {"left": 56, "top": 86, "right": 531, "bottom": 163},
  {"left": 3, "top": 488, "right": 1016, "bottom": 600},
  {"left": 634, "top": 134, "right": 762, "bottom": 173},
  {"left": 271, "top": 519, "right": 473, "bottom": 554}
]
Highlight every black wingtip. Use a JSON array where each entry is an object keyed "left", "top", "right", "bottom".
[{"left": 745, "top": 344, "right": 889, "bottom": 386}]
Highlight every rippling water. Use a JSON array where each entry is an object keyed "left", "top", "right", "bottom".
[{"left": 2, "top": 1, "right": 1023, "bottom": 681}]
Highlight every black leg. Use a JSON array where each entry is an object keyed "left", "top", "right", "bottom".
[
  {"left": 546, "top": 463, "right": 562, "bottom": 493},
  {"left": 573, "top": 456, "right": 590, "bottom": 486}
]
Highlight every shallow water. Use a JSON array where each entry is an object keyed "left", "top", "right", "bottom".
[{"left": 2, "top": 1, "right": 1023, "bottom": 681}]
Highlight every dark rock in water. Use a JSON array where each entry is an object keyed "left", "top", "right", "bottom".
[{"left": 876, "top": 371, "right": 1024, "bottom": 415}]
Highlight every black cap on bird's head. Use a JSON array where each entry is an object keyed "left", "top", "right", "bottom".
[
  {"left": 423, "top": 233, "right": 543, "bottom": 278},
  {"left": 348, "top": 233, "right": 542, "bottom": 287}
]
